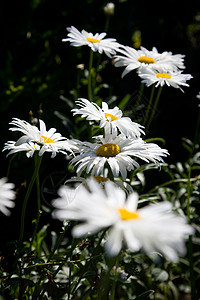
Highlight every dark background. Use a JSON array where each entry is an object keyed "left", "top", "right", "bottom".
[{"left": 0, "top": 0, "right": 200, "bottom": 248}]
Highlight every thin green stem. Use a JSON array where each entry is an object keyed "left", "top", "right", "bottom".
[
  {"left": 186, "top": 167, "right": 196, "bottom": 300},
  {"left": 71, "top": 229, "right": 107, "bottom": 296},
  {"left": 31, "top": 155, "right": 42, "bottom": 248},
  {"left": 188, "top": 235, "right": 195, "bottom": 300},
  {"left": 19, "top": 154, "right": 42, "bottom": 248},
  {"left": 110, "top": 255, "right": 119, "bottom": 300},
  {"left": 186, "top": 167, "right": 191, "bottom": 221},
  {"left": 104, "top": 15, "right": 110, "bottom": 33},
  {"left": 146, "top": 86, "right": 162, "bottom": 131},
  {"left": 6, "top": 153, "right": 18, "bottom": 178},
  {"left": 47, "top": 225, "right": 68, "bottom": 263},
  {"left": 88, "top": 49, "right": 94, "bottom": 101},
  {"left": 194, "top": 109, "right": 200, "bottom": 144},
  {"left": 132, "top": 83, "right": 144, "bottom": 117},
  {"left": 146, "top": 175, "right": 200, "bottom": 194},
  {"left": 143, "top": 84, "right": 155, "bottom": 126}
]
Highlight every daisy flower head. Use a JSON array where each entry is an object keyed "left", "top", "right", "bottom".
[
  {"left": 138, "top": 68, "right": 192, "bottom": 92},
  {"left": 72, "top": 98, "right": 144, "bottom": 138},
  {"left": 70, "top": 133, "right": 169, "bottom": 181},
  {"left": 113, "top": 45, "right": 163, "bottom": 78},
  {"left": 113, "top": 45, "right": 187, "bottom": 78},
  {"left": 62, "top": 26, "right": 120, "bottom": 58},
  {"left": 0, "top": 177, "right": 15, "bottom": 216},
  {"left": 3, "top": 118, "right": 77, "bottom": 158},
  {"left": 52, "top": 178, "right": 194, "bottom": 261}
]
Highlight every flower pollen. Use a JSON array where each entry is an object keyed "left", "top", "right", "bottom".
[
  {"left": 86, "top": 37, "right": 100, "bottom": 43},
  {"left": 104, "top": 113, "right": 119, "bottom": 121},
  {"left": 41, "top": 135, "right": 55, "bottom": 143},
  {"left": 156, "top": 73, "right": 172, "bottom": 79},
  {"left": 118, "top": 208, "right": 140, "bottom": 221},
  {"left": 138, "top": 56, "right": 155, "bottom": 64},
  {"left": 96, "top": 143, "right": 120, "bottom": 157}
]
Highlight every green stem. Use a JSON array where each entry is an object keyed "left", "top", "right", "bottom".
[
  {"left": 110, "top": 255, "right": 119, "bottom": 300},
  {"left": 194, "top": 109, "right": 200, "bottom": 144},
  {"left": 47, "top": 224, "right": 68, "bottom": 263},
  {"left": 146, "top": 86, "right": 162, "bottom": 131},
  {"left": 71, "top": 229, "right": 107, "bottom": 296},
  {"left": 88, "top": 49, "right": 94, "bottom": 101},
  {"left": 132, "top": 83, "right": 144, "bottom": 117},
  {"left": 104, "top": 15, "right": 110, "bottom": 33},
  {"left": 143, "top": 84, "right": 155, "bottom": 126},
  {"left": 146, "top": 175, "right": 200, "bottom": 194},
  {"left": 186, "top": 167, "right": 191, "bottom": 221},
  {"left": 19, "top": 154, "right": 42, "bottom": 248},
  {"left": 186, "top": 167, "right": 195, "bottom": 300},
  {"left": 31, "top": 155, "right": 42, "bottom": 248},
  {"left": 6, "top": 153, "right": 18, "bottom": 178},
  {"left": 188, "top": 235, "right": 195, "bottom": 300}
]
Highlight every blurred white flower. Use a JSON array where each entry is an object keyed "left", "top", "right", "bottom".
[
  {"left": 196, "top": 92, "right": 200, "bottom": 107},
  {"left": 3, "top": 118, "right": 77, "bottom": 158},
  {"left": 72, "top": 98, "right": 144, "bottom": 138},
  {"left": 138, "top": 68, "right": 192, "bottom": 92},
  {"left": 0, "top": 178, "right": 15, "bottom": 216},
  {"left": 104, "top": 2, "right": 115, "bottom": 15},
  {"left": 62, "top": 26, "right": 120, "bottom": 57},
  {"left": 70, "top": 133, "right": 169, "bottom": 180},
  {"left": 52, "top": 178, "right": 194, "bottom": 261}
]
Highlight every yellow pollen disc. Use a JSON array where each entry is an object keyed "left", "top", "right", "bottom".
[
  {"left": 86, "top": 37, "right": 100, "bottom": 43},
  {"left": 118, "top": 208, "right": 140, "bottom": 221},
  {"left": 41, "top": 135, "right": 55, "bottom": 143},
  {"left": 104, "top": 113, "right": 119, "bottom": 121},
  {"left": 93, "top": 176, "right": 109, "bottom": 183},
  {"left": 96, "top": 143, "right": 120, "bottom": 157},
  {"left": 138, "top": 56, "right": 155, "bottom": 64},
  {"left": 156, "top": 72, "right": 172, "bottom": 79}
]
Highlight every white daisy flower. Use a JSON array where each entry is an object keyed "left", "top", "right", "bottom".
[
  {"left": 4, "top": 118, "right": 77, "bottom": 158},
  {"left": 0, "top": 177, "right": 15, "bottom": 216},
  {"left": 138, "top": 68, "right": 192, "bottom": 92},
  {"left": 70, "top": 133, "right": 169, "bottom": 180},
  {"left": 62, "top": 26, "right": 120, "bottom": 58},
  {"left": 113, "top": 45, "right": 163, "bottom": 78},
  {"left": 113, "top": 45, "right": 186, "bottom": 78},
  {"left": 52, "top": 178, "right": 194, "bottom": 261},
  {"left": 72, "top": 98, "right": 144, "bottom": 138}
]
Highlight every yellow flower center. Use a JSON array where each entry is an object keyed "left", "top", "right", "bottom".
[
  {"left": 93, "top": 176, "right": 109, "bottom": 183},
  {"left": 40, "top": 135, "right": 54, "bottom": 143},
  {"left": 156, "top": 72, "right": 172, "bottom": 79},
  {"left": 118, "top": 208, "right": 140, "bottom": 221},
  {"left": 138, "top": 56, "right": 155, "bottom": 64},
  {"left": 86, "top": 37, "right": 100, "bottom": 43},
  {"left": 96, "top": 143, "right": 120, "bottom": 157},
  {"left": 104, "top": 113, "right": 119, "bottom": 121}
]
